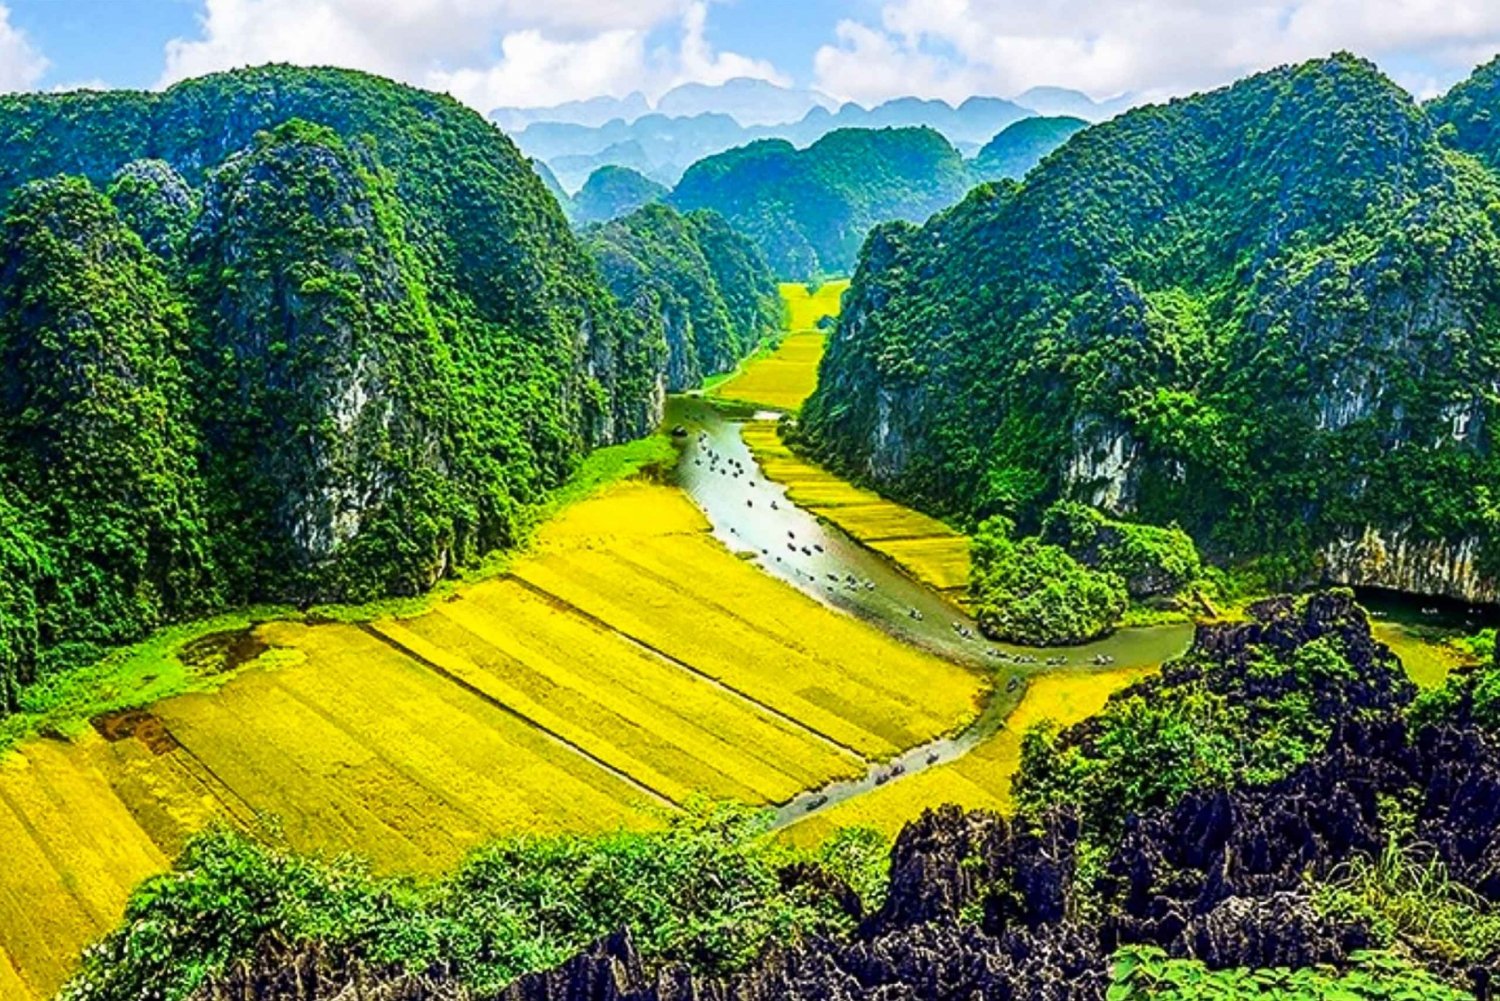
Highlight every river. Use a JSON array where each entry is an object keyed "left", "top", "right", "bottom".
[{"left": 665, "top": 396, "right": 1195, "bottom": 822}]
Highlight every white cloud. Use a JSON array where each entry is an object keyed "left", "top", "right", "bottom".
[
  {"left": 812, "top": 0, "right": 1500, "bottom": 106},
  {"left": 160, "top": 0, "right": 781, "bottom": 110},
  {"left": 0, "top": 3, "right": 47, "bottom": 94}
]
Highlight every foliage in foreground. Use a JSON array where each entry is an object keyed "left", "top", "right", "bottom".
[
  {"left": 1313, "top": 837, "right": 1500, "bottom": 967},
  {"left": 1108, "top": 946, "right": 1472, "bottom": 1000},
  {"left": 61, "top": 802, "right": 888, "bottom": 1001}
]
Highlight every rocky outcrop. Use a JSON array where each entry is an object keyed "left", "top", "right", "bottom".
[{"left": 189, "top": 120, "right": 453, "bottom": 599}]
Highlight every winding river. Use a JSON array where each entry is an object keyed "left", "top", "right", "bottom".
[{"left": 666, "top": 396, "right": 1195, "bottom": 823}]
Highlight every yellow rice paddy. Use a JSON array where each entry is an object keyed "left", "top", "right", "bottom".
[
  {"left": 711, "top": 281, "right": 849, "bottom": 412},
  {"left": 743, "top": 421, "right": 972, "bottom": 595},
  {"left": 786, "top": 664, "right": 1156, "bottom": 845},
  {"left": 0, "top": 478, "right": 982, "bottom": 1001}
]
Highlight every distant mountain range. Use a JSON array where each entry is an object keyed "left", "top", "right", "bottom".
[{"left": 495, "top": 78, "right": 1131, "bottom": 192}]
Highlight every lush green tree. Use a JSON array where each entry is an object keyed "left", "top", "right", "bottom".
[
  {"left": 968, "top": 516, "right": 1128, "bottom": 645},
  {"left": 62, "top": 803, "right": 887, "bottom": 1001},
  {"left": 0, "top": 176, "right": 212, "bottom": 698}
]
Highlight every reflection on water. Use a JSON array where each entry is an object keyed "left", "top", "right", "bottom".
[{"left": 666, "top": 395, "right": 1195, "bottom": 820}]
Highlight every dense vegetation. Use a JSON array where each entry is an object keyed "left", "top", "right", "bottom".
[
  {"left": 669, "top": 127, "right": 975, "bottom": 278},
  {"left": 969, "top": 516, "right": 1128, "bottom": 645},
  {"left": 800, "top": 54, "right": 1500, "bottom": 603},
  {"left": 62, "top": 803, "right": 887, "bottom": 1001},
  {"left": 0, "top": 66, "right": 772, "bottom": 714},
  {"left": 584, "top": 202, "right": 779, "bottom": 390},
  {"left": 570, "top": 164, "right": 667, "bottom": 224},
  {"left": 1014, "top": 590, "right": 1414, "bottom": 835},
  {"left": 972, "top": 115, "right": 1088, "bottom": 180},
  {"left": 968, "top": 502, "right": 1202, "bottom": 644}
]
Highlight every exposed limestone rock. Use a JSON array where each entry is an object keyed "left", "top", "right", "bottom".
[{"left": 1321, "top": 525, "right": 1499, "bottom": 604}]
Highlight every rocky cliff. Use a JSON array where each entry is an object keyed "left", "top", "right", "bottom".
[{"left": 800, "top": 55, "right": 1500, "bottom": 603}]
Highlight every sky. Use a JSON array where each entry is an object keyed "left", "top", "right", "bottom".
[{"left": 1, "top": 0, "right": 1499, "bottom": 111}]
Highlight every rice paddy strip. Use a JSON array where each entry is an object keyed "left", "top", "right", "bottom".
[
  {"left": 440, "top": 580, "right": 858, "bottom": 794},
  {"left": 741, "top": 421, "right": 973, "bottom": 595},
  {"left": 513, "top": 541, "right": 977, "bottom": 757},
  {"left": 390, "top": 587, "right": 844, "bottom": 804},
  {"left": 0, "top": 738, "right": 169, "bottom": 998},
  {"left": 371, "top": 615, "right": 693, "bottom": 805},
  {"left": 711, "top": 281, "right": 849, "bottom": 412},
  {"left": 787, "top": 665, "right": 1157, "bottom": 845}
]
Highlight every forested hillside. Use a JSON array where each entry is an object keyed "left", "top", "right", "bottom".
[
  {"left": 669, "top": 127, "right": 974, "bottom": 278},
  {"left": 584, "top": 203, "right": 779, "bottom": 390},
  {"left": 571, "top": 164, "right": 667, "bottom": 224},
  {"left": 0, "top": 66, "right": 772, "bottom": 714},
  {"left": 800, "top": 54, "right": 1500, "bottom": 603},
  {"left": 972, "top": 115, "right": 1088, "bottom": 180}
]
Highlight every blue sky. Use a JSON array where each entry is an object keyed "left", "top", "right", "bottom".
[{"left": 0, "top": 1, "right": 1497, "bottom": 110}]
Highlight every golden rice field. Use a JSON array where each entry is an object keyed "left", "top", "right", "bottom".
[
  {"left": 0, "top": 479, "right": 983, "bottom": 1001},
  {"left": 743, "top": 421, "right": 972, "bottom": 594},
  {"left": 782, "top": 280, "right": 850, "bottom": 333},
  {"left": 786, "top": 664, "right": 1157, "bottom": 845},
  {"left": 711, "top": 280, "right": 849, "bottom": 412}
]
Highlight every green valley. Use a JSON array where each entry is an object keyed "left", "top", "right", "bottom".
[{"left": 3, "top": 22, "right": 1500, "bottom": 1001}]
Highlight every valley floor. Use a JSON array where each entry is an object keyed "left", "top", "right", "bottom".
[{"left": 0, "top": 480, "right": 983, "bottom": 1001}]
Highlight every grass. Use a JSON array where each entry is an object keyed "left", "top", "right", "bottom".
[
  {"left": 1315, "top": 837, "right": 1500, "bottom": 964},
  {"left": 0, "top": 606, "right": 297, "bottom": 755},
  {"left": 1373, "top": 622, "right": 1479, "bottom": 689},
  {"left": 782, "top": 280, "right": 849, "bottom": 332}
]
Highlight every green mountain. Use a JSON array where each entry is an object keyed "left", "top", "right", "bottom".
[
  {"left": 972, "top": 115, "right": 1087, "bottom": 180},
  {"left": 572, "top": 165, "right": 667, "bottom": 225},
  {"left": 0, "top": 66, "right": 775, "bottom": 711},
  {"left": 585, "top": 203, "right": 778, "bottom": 390},
  {"left": 669, "top": 127, "right": 974, "bottom": 279},
  {"left": 800, "top": 54, "right": 1500, "bottom": 603},
  {"left": 0, "top": 177, "right": 210, "bottom": 709}
]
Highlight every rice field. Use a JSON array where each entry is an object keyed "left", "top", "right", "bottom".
[
  {"left": 742, "top": 421, "right": 972, "bottom": 595},
  {"left": 0, "top": 479, "right": 983, "bottom": 1001},
  {"left": 786, "top": 664, "right": 1157, "bottom": 845},
  {"left": 711, "top": 280, "right": 849, "bottom": 412}
]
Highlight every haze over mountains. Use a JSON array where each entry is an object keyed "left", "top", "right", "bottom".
[{"left": 499, "top": 77, "right": 1129, "bottom": 191}]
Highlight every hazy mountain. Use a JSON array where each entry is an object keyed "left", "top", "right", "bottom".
[
  {"left": 1014, "top": 85, "right": 1134, "bottom": 120},
  {"left": 511, "top": 94, "right": 1037, "bottom": 193},
  {"left": 670, "top": 127, "right": 974, "bottom": 279},
  {"left": 972, "top": 115, "right": 1089, "bottom": 180},
  {"left": 571, "top": 165, "right": 668, "bottom": 225},
  {"left": 490, "top": 91, "right": 650, "bottom": 132},
  {"left": 655, "top": 77, "right": 838, "bottom": 126}
]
